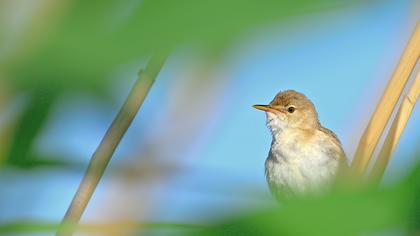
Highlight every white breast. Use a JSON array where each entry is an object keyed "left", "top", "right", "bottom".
[{"left": 265, "top": 128, "right": 340, "bottom": 196}]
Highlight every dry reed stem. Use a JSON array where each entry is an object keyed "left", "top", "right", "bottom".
[
  {"left": 56, "top": 53, "right": 168, "bottom": 236},
  {"left": 351, "top": 21, "right": 420, "bottom": 176},
  {"left": 100, "top": 63, "right": 228, "bottom": 235},
  {"left": 369, "top": 70, "right": 420, "bottom": 184}
]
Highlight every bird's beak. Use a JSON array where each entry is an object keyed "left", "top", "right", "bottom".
[{"left": 253, "top": 104, "right": 275, "bottom": 113}]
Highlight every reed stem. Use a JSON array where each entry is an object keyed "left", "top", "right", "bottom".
[
  {"left": 56, "top": 53, "right": 169, "bottom": 236},
  {"left": 369, "top": 70, "right": 420, "bottom": 184},
  {"left": 351, "top": 22, "right": 420, "bottom": 176}
]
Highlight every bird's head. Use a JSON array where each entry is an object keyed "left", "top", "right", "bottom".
[{"left": 253, "top": 90, "right": 320, "bottom": 134}]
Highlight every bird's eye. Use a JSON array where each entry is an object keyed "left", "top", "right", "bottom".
[{"left": 287, "top": 106, "right": 295, "bottom": 113}]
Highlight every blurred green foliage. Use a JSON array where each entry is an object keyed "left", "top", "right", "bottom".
[
  {"left": 1, "top": 0, "right": 369, "bottom": 169},
  {"left": 186, "top": 162, "right": 420, "bottom": 236},
  {"left": 6, "top": 0, "right": 365, "bottom": 91},
  {"left": 5, "top": 89, "right": 65, "bottom": 168},
  {"left": 1, "top": 159, "right": 419, "bottom": 235}
]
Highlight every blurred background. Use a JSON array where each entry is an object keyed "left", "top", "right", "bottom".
[{"left": 0, "top": 0, "right": 419, "bottom": 235}]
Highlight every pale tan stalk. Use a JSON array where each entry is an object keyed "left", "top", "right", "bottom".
[
  {"left": 351, "top": 22, "right": 420, "bottom": 175},
  {"left": 370, "top": 70, "right": 419, "bottom": 184},
  {"left": 56, "top": 53, "right": 168, "bottom": 236}
]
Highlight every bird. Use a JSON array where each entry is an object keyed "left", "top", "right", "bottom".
[{"left": 253, "top": 90, "right": 348, "bottom": 199}]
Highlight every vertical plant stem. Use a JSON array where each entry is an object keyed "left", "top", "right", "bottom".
[
  {"left": 351, "top": 22, "right": 420, "bottom": 176},
  {"left": 56, "top": 53, "right": 168, "bottom": 236},
  {"left": 369, "top": 70, "right": 420, "bottom": 184}
]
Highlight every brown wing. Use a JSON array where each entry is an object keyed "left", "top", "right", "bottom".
[
  {"left": 319, "top": 126, "right": 349, "bottom": 168},
  {"left": 319, "top": 126, "right": 341, "bottom": 146}
]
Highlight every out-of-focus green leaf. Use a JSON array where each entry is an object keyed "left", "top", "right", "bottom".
[
  {"left": 4, "top": 0, "right": 370, "bottom": 92},
  {"left": 0, "top": 162, "right": 418, "bottom": 235},
  {"left": 5, "top": 89, "right": 68, "bottom": 168},
  {"left": 186, "top": 162, "right": 420, "bottom": 236},
  {"left": 0, "top": 220, "right": 207, "bottom": 234}
]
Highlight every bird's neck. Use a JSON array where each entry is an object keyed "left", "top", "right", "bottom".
[{"left": 271, "top": 126, "right": 316, "bottom": 144}]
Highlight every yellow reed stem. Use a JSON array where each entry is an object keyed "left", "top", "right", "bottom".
[
  {"left": 351, "top": 21, "right": 420, "bottom": 176},
  {"left": 369, "top": 70, "right": 420, "bottom": 184},
  {"left": 56, "top": 53, "right": 168, "bottom": 236}
]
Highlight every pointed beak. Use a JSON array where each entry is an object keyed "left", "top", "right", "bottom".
[{"left": 253, "top": 104, "right": 273, "bottom": 112}]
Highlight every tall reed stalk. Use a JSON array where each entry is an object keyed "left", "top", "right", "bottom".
[
  {"left": 351, "top": 22, "right": 420, "bottom": 176},
  {"left": 370, "top": 70, "right": 419, "bottom": 184},
  {"left": 56, "top": 53, "right": 168, "bottom": 236}
]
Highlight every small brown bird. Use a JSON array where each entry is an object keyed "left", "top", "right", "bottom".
[{"left": 253, "top": 90, "right": 348, "bottom": 199}]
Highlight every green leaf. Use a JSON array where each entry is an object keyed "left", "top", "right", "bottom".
[
  {"left": 5, "top": 89, "right": 58, "bottom": 168},
  {"left": 5, "top": 0, "right": 370, "bottom": 92}
]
